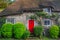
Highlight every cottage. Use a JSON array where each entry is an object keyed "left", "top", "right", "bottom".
[{"left": 0, "top": 0, "right": 60, "bottom": 33}]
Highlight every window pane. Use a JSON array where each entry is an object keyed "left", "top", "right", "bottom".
[
  {"left": 48, "top": 8, "right": 50, "bottom": 12},
  {"left": 44, "top": 20, "right": 48, "bottom": 25},
  {"left": 43, "top": 8, "right": 51, "bottom": 13},
  {"left": 6, "top": 18, "right": 14, "bottom": 24},
  {"left": 48, "top": 20, "right": 50, "bottom": 25},
  {"left": 43, "top": 8, "right": 48, "bottom": 12},
  {"left": 44, "top": 20, "right": 50, "bottom": 25},
  {"left": 10, "top": 18, "right": 14, "bottom": 23}
]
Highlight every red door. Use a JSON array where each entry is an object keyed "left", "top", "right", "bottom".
[{"left": 28, "top": 20, "right": 34, "bottom": 33}]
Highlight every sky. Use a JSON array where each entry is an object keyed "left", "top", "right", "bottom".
[{"left": 11, "top": 0, "right": 14, "bottom": 1}]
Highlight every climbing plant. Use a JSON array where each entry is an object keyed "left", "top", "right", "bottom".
[
  {"left": 29, "top": 12, "right": 58, "bottom": 25},
  {"left": 0, "top": 17, "right": 6, "bottom": 27},
  {"left": 29, "top": 12, "right": 47, "bottom": 25}
]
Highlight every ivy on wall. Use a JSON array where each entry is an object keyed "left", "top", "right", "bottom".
[
  {"left": 29, "top": 12, "right": 58, "bottom": 25},
  {"left": 0, "top": 17, "right": 6, "bottom": 27}
]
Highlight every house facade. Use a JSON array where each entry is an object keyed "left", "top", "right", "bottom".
[{"left": 0, "top": 0, "right": 60, "bottom": 33}]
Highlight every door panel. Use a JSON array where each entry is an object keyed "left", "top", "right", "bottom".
[{"left": 28, "top": 20, "right": 34, "bottom": 33}]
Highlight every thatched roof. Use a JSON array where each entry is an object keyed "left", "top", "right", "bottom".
[
  {"left": 52, "top": 0, "right": 60, "bottom": 12},
  {"left": 0, "top": 0, "right": 39, "bottom": 16},
  {"left": 0, "top": 0, "right": 60, "bottom": 17},
  {"left": 39, "top": 0, "right": 60, "bottom": 12}
]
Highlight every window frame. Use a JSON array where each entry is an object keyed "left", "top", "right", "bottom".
[
  {"left": 43, "top": 8, "right": 51, "bottom": 14},
  {"left": 6, "top": 18, "right": 15, "bottom": 24},
  {"left": 43, "top": 19, "right": 52, "bottom": 27}
]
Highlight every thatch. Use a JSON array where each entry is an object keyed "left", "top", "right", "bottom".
[
  {"left": 0, "top": 0, "right": 60, "bottom": 17},
  {"left": 0, "top": 0, "right": 39, "bottom": 16}
]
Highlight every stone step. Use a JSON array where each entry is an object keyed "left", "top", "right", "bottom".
[{"left": 30, "top": 34, "right": 34, "bottom": 37}]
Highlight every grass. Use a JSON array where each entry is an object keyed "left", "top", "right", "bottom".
[
  {"left": 25, "top": 36, "right": 59, "bottom": 40},
  {"left": 41, "top": 37, "right": 59, "bottom": 40},
  {"left": 0, "top": 37, "right": 59, "bottom": 40}
]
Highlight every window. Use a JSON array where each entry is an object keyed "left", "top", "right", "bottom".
[
  {"left": 44, "top": 20, "right": 50, "bottom": 25},
  {"left": 6, "top": 18, "right": 15, "bottom": 24},
  {"left": 43, "top": 8, "right": 51, "bottom": 13},
  {"left": 43, "top": 19, "right": 51, "bottom": 26}
]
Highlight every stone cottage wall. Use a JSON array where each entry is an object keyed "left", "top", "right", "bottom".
[
  {"left": 6, "top": 12, "right": 38, "bottom": 29},
  {"left": 6, "top": 13, "right": 34, "bottom": 23},
  {"left": 5, "top": 12, "right": 59, "bottom": 36}
]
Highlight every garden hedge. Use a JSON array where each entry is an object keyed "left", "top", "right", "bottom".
[
  {"left": 1, "top": 23, "right": 13, "bottom": 38},
  {"left": 49, "top": 25, "right": 59, "bottom": 38},
  {"left": 22, "top": 30, "right": 30, "bottom": 39},
  {"left": 34, "top": 26, "right": 43, "bottom": 37},
  {"left": 59, "top": 26, "right": 60, "bottom": 37},
  {"left": 0, "top": 28, "right": 1, "bottom": 37},
  {"left": 13, "top": 23, "right": 26, "bottom": 39}
]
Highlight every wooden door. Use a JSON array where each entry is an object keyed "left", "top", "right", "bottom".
[{"left": 28, "top": 20, "right": 34, "bottom": 33}]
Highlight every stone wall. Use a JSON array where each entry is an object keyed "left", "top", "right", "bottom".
[
  {"left": 6, "top": 13, "right": 34, "bottom": 24},
  {"left": 6, "top": 12, "right": 38, "bottom": 29}
]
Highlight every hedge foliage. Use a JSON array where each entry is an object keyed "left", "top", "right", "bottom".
[
  {"left": 49, "top": 25, "right": 59, "bottom": 38},
  {"left": 0, "top": 28, "right": 1, "bottom": 37},
  {"left": 1, "top": 23, "right": 13, "bottom": 38},
  {"left": 13, "top": 23, "right": 26, "bottom": 39},
  {"left": 0, "top": 17, "right": 6, "bottom": 27},
  {"left": 59, "top": 26, "right": 60, "bottom": 37},
  {"left": 1, "top": 22, "right": 60, "bottom": 39},
  {"left": 34, "top": 26, "right": 43, "bottom": 37},
  {"left": 22, "top": 30, "right": 30, "bottom": 39}
]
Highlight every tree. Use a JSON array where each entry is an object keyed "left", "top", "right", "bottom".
[
  {"left": 0, "top": 0, "right": 15, "bottom": 9},
  {"left": 0, "top": 0, "right": 7, "bottom": 8}
]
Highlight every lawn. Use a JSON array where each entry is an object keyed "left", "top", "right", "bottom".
[{"left": 0, "top": 37, "right": 59, "bottom": 40}]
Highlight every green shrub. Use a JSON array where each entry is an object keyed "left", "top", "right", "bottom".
[
  {"left": 1, "top": 23, "right": 13, "bottom": 38},
  {"left": 58, "top": 25, "right": 60, "bottom": 37},
  {"left": 13, "top": 23, "right": 26, "bottom": 39},
  {"left": 22, "top": 30, "right": 30, "bottom": 39},
  {"left": 34, "top": 26, "right": 43, "bottom": 37},
  {"left": 29, "top": 15, "right": 37, "bottom": 20},
  {"left": 0, "top": 17, "right": 6, "bottom": 27},
  {"left": 0, "top": 28, "right": 1, "bottom": 37},
  {"left": 49, "top": 25, "right": 59, "bottom": 38}
]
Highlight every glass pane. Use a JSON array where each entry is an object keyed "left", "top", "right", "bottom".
[
  {"left": 6, "top": 18, "right": 14, "bottom": 24},
  {"left": 44, "top": 20, "right": 50, "bottom": 25},
  {"left": 48, "top": 8, "right": 50, "bottom": 12},
  {"left": 44, "top": 20, "right": 48, "bottom": 25},
  {"left": 43, "top": 8, "right": 48, "bottom": 12},
  {"left": 10, "top": 18, "right": 14, "bottom": 24},
  {"left": 43, "top": 8, "right": 51, "bottom": 13},
  {"left": 48, "top": 20, "right": 50, "bottom": 25}
]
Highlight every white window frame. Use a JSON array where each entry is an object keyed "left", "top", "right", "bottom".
[
  {"left": 43, "top": 19, "right": 52, "bottom": 27},
  {"left": 59, "top": 13, "right": 60, "bottom": 16},
  {"left": 6, "top": 18, "right": 15, "bottom": 24},
  {"left": 43, "top": 8, "right": 48, "bottom": 13},
  {"left": 43, "top": 8, "right": 52, "bottom": 15}
]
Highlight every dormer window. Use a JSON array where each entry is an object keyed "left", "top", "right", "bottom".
[{"left": 43, "top": 8, "right": 51, "bottom": 14}]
